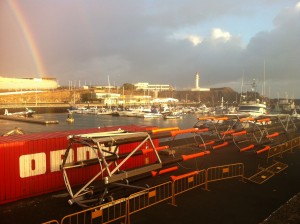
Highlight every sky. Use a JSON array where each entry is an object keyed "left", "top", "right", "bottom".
[{"left": 0, "top": 0, "right": 300, "bottom": 98}]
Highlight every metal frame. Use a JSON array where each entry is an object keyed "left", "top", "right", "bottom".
[{"left": 61, "top": 130, "right": 163, "bottom": 207}]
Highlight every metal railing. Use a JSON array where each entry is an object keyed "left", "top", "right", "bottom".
[
  {"left": 171, "top": 170, "right": 206, "bottom": 205},
  {"left": 127, "top": 182, "right": 173, "bottom": 224},
  {"left": 267, "top": 136, "right": 300, "bottom": 160},
  {"left": 47, "top": 163, "right": 245, "bottom": 224},
  {"left": 41, "top": 220, "right": 60, "bottom": 224},
  {"left": 205, "top": 163, "right": 244, "bottom": 190},
  {"left": 61, "top": 197, "right": 127, "bottom": 224}
]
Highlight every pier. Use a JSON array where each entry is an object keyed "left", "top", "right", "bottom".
[{"left": 0, "top": 115, "right": 59, "bottom": 125}]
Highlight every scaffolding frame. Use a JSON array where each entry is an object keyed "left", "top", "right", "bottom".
[{"left": 61, "top": 130, "right": 163, "bottom": 207}]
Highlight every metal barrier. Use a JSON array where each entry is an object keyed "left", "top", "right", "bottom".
[
  {"left": 41, "top": 131, "right": 300, "bottom": 224},
  {"left": 61, "top": 197, "right": 127, "bottom": 224},
  {"left": 281, "top": 140, "right": 292, "bottom": 154},
  {"left": 291, "top": 136, "right": 300, "bottom": 151},
  {"left": 126, "top": 181, "right": 172, "bottom": 224},
  {"left": 41, "top": 220, "right": 59, "bottom": 224},
  {"left": 205, "top": 163, "right": 244, "bottom": 190},
  {"left": 248, "top": 137, "right": 300, "bottom": 184},
  {"left": 52, "top": 161, "right": 300, "bottom": 223},
  {"left": 267, "top": 144, "right": 283, "bottom": 159},
  {"left": 45, "top": 164, "right": 246, "bottom": 224},
  {"left": 267, "top": 136, "right": 300, "bottom": 160},
  {"left": 171, "top": 170, "right": 206, "bottom": 206}
]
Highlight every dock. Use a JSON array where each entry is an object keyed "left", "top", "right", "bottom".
[{"left": 0, "top": 115, "right": 59, "bottom": 125}]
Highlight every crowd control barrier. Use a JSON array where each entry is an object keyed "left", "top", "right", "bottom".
[
  {"left": 46, "top": 157, "right": 300, "bottom": 224},
  {"left": 126, "top": 182, "right": 173, "bottom": 224},
  {"left": 43, "top": 163, "right": 245, "bottom": 224},
  {"left": 52, "top": 163, "right": 245, "bottom": 224},
  {"left": 170, "top": 169, "right": 206, "bottom": 206},
  {"left": 41, "top": 220, "right": 59, "bottom": 224},
  {"left": 247, "top": 137, "right": 300, "bottom": 185},
  {"left": 267, "top": 136, "right": 300, "bottom": 159},
  {"left": 205, "top": 163, "right": 244, "bottom": 190},
  {"left": 61, "top": 197, "right": 127, "bottom": 224}
]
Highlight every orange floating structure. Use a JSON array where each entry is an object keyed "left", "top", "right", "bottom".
[
  {"left": 212, "top": 142, "right": 229, "bottom": 149},
  {"left": 170, "top": 171, "right": 200, "bottom": 181},
  {"left": 181, "top": 151, "right": 210, "bottom": 161},
  {"left": 151, "top": 166, "right": 179, "bottom": 177},
  {"left": 240, "top": 144, "right": 255, "bottom": 152},
  {"left": 256, "top": 145, "right": 271, "bottom": 154}
]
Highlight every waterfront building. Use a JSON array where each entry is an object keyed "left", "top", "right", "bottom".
[
  {"left": 121, "top": 95, "right": 152, "bottom": 106},
  {"left": 93, "top": 92, "right": 153, "bottom": 106},
  {"left": 94, "top": 92, "right": 120, "bottom": 105},
  {"left": 0, "top": 76, "right": 58, "bottom": 90},
  {"left": 134, "top": 82, "right": 174, "bottom": 91}
]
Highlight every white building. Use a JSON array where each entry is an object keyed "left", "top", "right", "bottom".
[
  {"left": 0, "top": 76, "right": 58, "bottom": 90},
  {"left": 134, "top": 82, "right": 174, "bottom": 91},
  {"left": 95, "top": 92, "right": 120, "bottom": 105}
]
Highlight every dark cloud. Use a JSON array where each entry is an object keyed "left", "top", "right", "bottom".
[
  {"left": 0, "top": 0, "right": 299, "bottom": 98},
  {"left": 243, "top": 5, "right": 300, "bottom": 97}
]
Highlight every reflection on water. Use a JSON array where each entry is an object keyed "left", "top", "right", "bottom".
[{"left": 0, "top": 113, "right": 199, "bottom": 135}]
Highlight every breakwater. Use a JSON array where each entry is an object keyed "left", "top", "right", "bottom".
[
  {"left": 0, "top": 115, "right": 59, "bottom": 125},
  {"left": 0, "top": 104, "right": 69, "bottom": 114}
]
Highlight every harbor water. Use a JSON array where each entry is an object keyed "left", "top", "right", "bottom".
[{"left": 0, "top": 113, "right": 199, "bottom": 135}]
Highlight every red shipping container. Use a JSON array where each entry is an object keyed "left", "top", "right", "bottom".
[{"left": 0, "top": 125, "right": 158, "bottom": 204}]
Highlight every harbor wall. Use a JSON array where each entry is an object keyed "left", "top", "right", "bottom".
[
  {"left": 0, "top": 125, "right": 157, "bottom": 205},
  {"left": 0, "top": 105, "right": 69, "bottom": 114}
]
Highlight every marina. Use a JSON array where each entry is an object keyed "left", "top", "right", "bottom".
[{"left": 0, "top": 112, "right": 197, "bottom": 136}]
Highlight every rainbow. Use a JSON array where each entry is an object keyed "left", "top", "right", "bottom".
[{"left": 8, "top": 0, "right": 46, "bottom": 75}]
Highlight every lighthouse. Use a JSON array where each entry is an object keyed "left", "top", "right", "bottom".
[
  {"left": 195, "top": 72, "right": 200, "bottom": 89},
  {"left": 191, "top": 72, "right": 210, "bottom": 92}
]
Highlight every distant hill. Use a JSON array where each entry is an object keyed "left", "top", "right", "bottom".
[{"left": 158, "top": 87, "right": 239, "bottom": 106}]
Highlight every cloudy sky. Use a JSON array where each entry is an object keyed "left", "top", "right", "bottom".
[{"left": 0, "top": 0, "right": 300, "bottom": 98}]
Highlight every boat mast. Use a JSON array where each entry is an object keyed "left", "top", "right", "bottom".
[
  {"left": 108, "top": 75, "right": 111, "bottom": 108},
  {"left": 240, "top": 71, "right": 244, "bottom": 103},
  {"left": 263, "top": 59, "right": 266, "bottom": 98}
]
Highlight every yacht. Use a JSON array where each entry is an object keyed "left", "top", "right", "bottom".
[
  {"left": 163, "top": 111, "right": 182, "bottom": 119},
  {"left": 140, "top": 107, "right": 162, "bottom": 118},
  {"left": 4, "top": 108, "right": 35, "bottom": 117},
  {"left": 291, "top": 109, "right": 300, "bottom": 119},
  {"left": 142, "top": 111, "right": 162, "bottom": 118},
  {"left": 237, "top": 100, "right": 267, "bottom": 117},
  {"left": 67, "top": 106, "right": 88, "bottom": 114}
]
